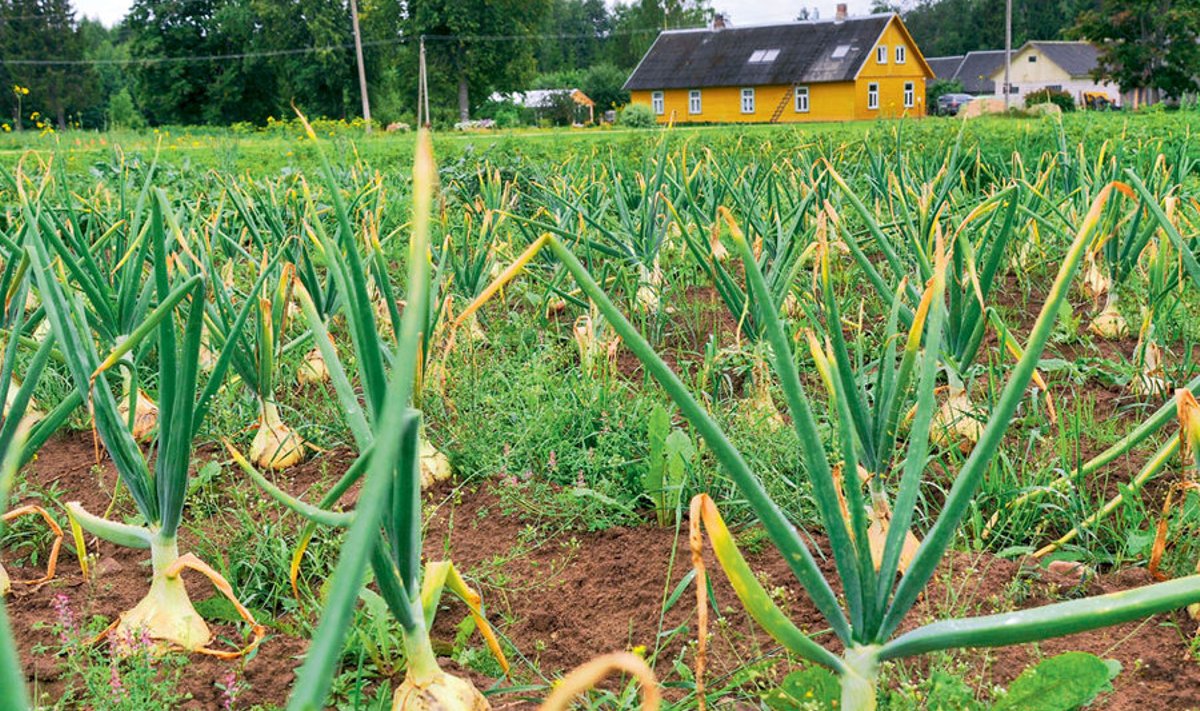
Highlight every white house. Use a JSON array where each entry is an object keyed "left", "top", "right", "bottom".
[{"left": 987, "top": 41, "right": 1120, "bottom": 106}]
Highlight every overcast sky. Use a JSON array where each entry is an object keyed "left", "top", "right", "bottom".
[{"left": 72, "top": 0, "right": 877, "bottom": 29}]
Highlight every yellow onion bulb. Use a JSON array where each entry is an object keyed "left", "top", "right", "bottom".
[
  {"left": 297, "top": 346, "right": 330, "bottom": 385},
  {"left": 420, "top": 438, "right": 451, "bottom": 488},
  {"left": 1089, "top": 302, "right": 1128, "bottom": 340},
  {"left": 931, "top": 386, "right": 983, "bottom": 453},
  {"left": 392, "top": 671, "right": 488, "bottom": 711},
  {"left": 118, "top": 390, "right": 159, "bottom": 442},
  {"left": 250, "top": 402, "right": 307, "bottom": 470}
]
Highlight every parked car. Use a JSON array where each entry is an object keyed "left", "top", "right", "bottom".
[{"left": 937, "top": 93, "right": 975, "bottom": 116}]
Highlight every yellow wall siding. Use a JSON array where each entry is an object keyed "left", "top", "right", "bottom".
[
  {"left": 632, "top": 75, "right": 925, "bottom": 124},
  {"left": 634, "top": 85, "right": 865, "bottom": 123},
  {"left": 629, "top": 16, "right": 931, "bottom": 124},
  {"left": 856, "top": 17, "right": 930, "bottom": 118}
]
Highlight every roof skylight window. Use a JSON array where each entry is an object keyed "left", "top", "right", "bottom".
[
  {"left": 748, "top": 49, "right": 781, "bottom": 63},
  {"left": 831, "top": 44, "right": 851, "bottom": 59}
]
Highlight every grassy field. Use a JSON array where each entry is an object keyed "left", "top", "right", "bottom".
[{"left": 1, "top": 111, "right": 1200, "bottom": 710}]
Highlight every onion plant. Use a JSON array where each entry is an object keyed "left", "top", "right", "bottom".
[
  {"left": 825, "top": 159, "right": 1056, "bottom": 449},
  {"left": 0, "top": 424, "right": 31, "bottom": 711},
  {"left": 0, "top": 280, "right": 75, "bottom": 596},
  {"left": 467, "top": 184, "right": 1200, "bottom": 710},
  {"left": 23, "top": 152, "right": 181, "bottom": 440},
  {"left": 672, "top": 156, "right": 823, "bottom": 341},
  {"left": 27, "top": 187, "right": 264, "bottom": 656},
  {"left": 205, "top": 249, "right": 309, "bottom": 470},
  {"left": 240, "top": 128, "right": 507, "bottom": 710}
]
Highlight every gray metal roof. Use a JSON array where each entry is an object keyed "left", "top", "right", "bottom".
[
  {"left": 1026, "top": 42, "right": 1100, "bottom": 78},
  {"left": 927, "top": 55, "right": 964, "bottom": 80},
  {"left": 624, "top": 14, "right": 898, "bottom": 91},
  {"left": 954, "top": 50, "right": 1005, "bottom": 93}
]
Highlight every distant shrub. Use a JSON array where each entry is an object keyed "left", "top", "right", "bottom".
[
  {"left": 619, "top": 103, "right": 656, "bottom": 128},
  {"left": 107, "top": 88, "right": 145, "bottom": 130},
  {"left": 1025, "top": 88, "right": 1075, "bottom": 112}
]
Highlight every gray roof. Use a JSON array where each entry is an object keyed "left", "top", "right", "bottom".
[
  {"left": 927, "top": 50, "right": 1006, "bottom": 93},
  {"left": 1025, "top": 42, "right": 1100, "bottom": 78},
  {"left": 927, "top": 55, "right": 964, "bottom": 80},
  {"left": 624, "top": 14, "right": 903, "bottom": 91}
]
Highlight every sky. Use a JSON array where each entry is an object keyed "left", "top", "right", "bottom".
[{"left": 71, "top": 0, "right": 876, "bottom": 29}]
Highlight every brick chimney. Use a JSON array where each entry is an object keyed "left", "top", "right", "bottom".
[
  {"left": 835, "top": 3, "right": 848, "bottom": 20},
  {"left": 712, "top": 12, "right": 728, "bottom": 30}
]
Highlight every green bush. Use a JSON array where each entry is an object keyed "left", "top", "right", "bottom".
[
  {"left": 581, "top": 63, "right": 631, "bottom": 112},
  {"left": 619, "top": 103, "right": 656, "bottom": 128},
  {"left": 107, "top": 88, "right": 145, "bottom": 130},
  {"left": 1025, "top": 88, "right": 1075, "bottom": 112}
]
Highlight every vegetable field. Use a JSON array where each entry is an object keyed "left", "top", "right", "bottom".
[{"left": 3, "top": 112, "right": 1200, "bottom": 710}]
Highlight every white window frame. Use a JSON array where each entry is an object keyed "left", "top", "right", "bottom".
[
  {"left": 741, "top": 87, "right": 756, "bottom": 114},
  {"left": 876, "top": 45, "right": 887, "bottom": 64},
  {"left": 867, "top": 82, "right": 879, "bottom": 110},
  {"left": 903, "top": 82, "right": 914, "bottom": 108},
  {"left": 651, "top": 91, "right": 664, "bottom": 115},
  {"left": 795, "top": 85, "right": 809, "bottom": 113},
  {"left": 895, "top": 45, "right": 907, "bottom": 64},
  {"left": 688, "top": 89, "right": 702, "bottom": 115}
]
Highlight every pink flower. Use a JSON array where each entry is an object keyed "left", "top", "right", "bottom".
[
  {"left": 109, "top": 662, "right": 125, "bottom": 699},
  {"left": 51, "top": 594, "right": 75, "bottom": 644},
  {"left": 220, "top": 668, "right": 241, "bottom": 711}
]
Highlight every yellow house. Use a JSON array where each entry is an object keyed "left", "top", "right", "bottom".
[{"left": 624, "top": 11, "right": 933, "bottom": 124}]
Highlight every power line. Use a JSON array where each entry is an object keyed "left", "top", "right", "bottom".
[{"left": 0, "top": 26, "right": 669, "bottom": 67}]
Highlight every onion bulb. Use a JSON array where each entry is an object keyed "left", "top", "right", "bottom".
[
  {"left": 709, "top": 223, "right": 729, "bottom": 262},
  {"left": 392, "top": 671, "right": 487, "bottom": 711},
  {"left": 118, "top": 389, "right": 159, "bottom": 442},
  {"left": 112, "top": 538, "right": 210, "bottom": 654},
  {"left": 250, "top": 401, "right": 307, "bottom": 470},
  {"left": 297, "top": 346, "right": 330, "bottom": 385},
  {"left": 1088, "top": 298, "right": 1128, "bottom": 340},
  {"left": 1131, "top": 337, "right": 1169, "bottom": 398},
  {"left": 0, "top": 562, "right": 10, "bottom": 596},
  {"left": 748, "top": 359, "right": 784, "bottom": 429},
  {"left": 931, "top": 386, "right": 982, "bottom": 453},
  {"left": 419, "top": 437, "right": 451, "bottom": 488},
  {"left": 1080, "top": 253, "right": 1110, "bottom": 305},
  {"left": 867, "top": 489, "right": 921, "bottom": 574}
]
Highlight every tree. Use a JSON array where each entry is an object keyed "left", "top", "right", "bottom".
[
  {"left": 1074, "top": 0, "right": 1200, "bottom": 103},
  {"left": 580, "top": 62, "right": 629, "bottom": 111},
  {"left": 409, "top": 0, "right": 551, "bottom": 122},
  {"left": 126, "top": 0, "right": 224, "bottom": 125},
  {"left": 606, "top": 0, "right": 711, "bottom": 70},
  {"left": 901, "top": 0, "right": 1097, "bottom": 58},
  {"left": 0, "top": 0, "right": 100, "bottom": 128}
]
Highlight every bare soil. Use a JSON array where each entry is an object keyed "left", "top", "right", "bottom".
[{"left": 4, "top": 430, "right": 1200, "bottom": 709}]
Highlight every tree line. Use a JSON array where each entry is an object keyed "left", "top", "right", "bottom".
[
  {"left": 2, "top": 0, "right": 1196, "bottom": 130},
  {"left": 0, "top": 0, "right": 711, "bottom": 130}
]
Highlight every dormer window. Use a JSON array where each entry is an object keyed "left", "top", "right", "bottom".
[
  {"left": 748, "top": 49, "right": 780, "bottom": 64},
  {"left": 831, "top": 44, "right": 851, "bottom": 59}
]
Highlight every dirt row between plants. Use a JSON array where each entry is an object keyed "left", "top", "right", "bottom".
[{"left": 4, "top": 431, "right": 1200, "bottom": 709}]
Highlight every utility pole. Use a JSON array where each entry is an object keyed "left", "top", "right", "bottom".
[
  {"left": 350, "top": 0, "right": 372, "bottom": 133},
  {"left": 1003, "top": 0, "right": 1012, "bottom": 110}
]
